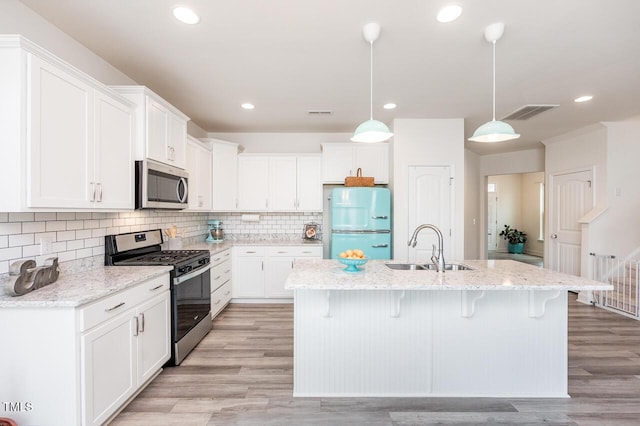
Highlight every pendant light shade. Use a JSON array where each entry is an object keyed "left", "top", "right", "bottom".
[
  {"left": 352, "top": 23, "right": 393, "bottom": 143},
  {"left": 468, "top": 23, "right": 520, "bottom": 143}
]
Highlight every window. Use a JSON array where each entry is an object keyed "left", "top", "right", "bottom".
[
  {"left": 488, "top": 183, "right": 496, "bottom": 193},
  {"left": 539, "top": 182, "right": 545, "bottom": 241}
]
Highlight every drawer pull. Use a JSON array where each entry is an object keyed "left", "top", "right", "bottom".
[
  {"left": 213, "top": 257, "right": 221, "bottom": 262},
  {"left": 149, "top": 284, "right": 164, "bottom": 291},
  {"left": 214, "top": 275, "right": 221, "bottom": 280},
  {"left": 224, "top": 269, "right": 231, "bottom": 274},
  {"left": 224, "top": 291, "right": 230, "bottom": 296},
  {"left": 302, "top": 251, "right": 312, "bottom": 254},
  {"left": 133, "top": 316, "right": 139, "bottom": 336},
  {"left": 224, "top": 252, "right": 230, "bottom": 257},
  {"left": 277, "top": 251, "right": 288, "bottom": 254},
  {"left": 246, "top": 251, "right": 256, "bottom": 254},
  {"left": 214, "top": 299, "right": 221, "bottom": 305},
  {"left": 105, "top": 302, "right": 125, "bottom": 312}
]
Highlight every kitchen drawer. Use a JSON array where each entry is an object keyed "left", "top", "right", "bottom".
[
  {"left": 79, "top": 274, "right": 169, "bottom": 332},
  {"left": 234, "top": 246, "right": 265, "bottom": 257},
  {"left": 210, "top": 248, "right": 231, "bottom": 266},
  {"left": 211, "top": 280, "right": 232, "bottom": 318},
  {"left": 210, "top": 259, "right": 232, "bottom": 292},
  {"left": 268, "top": 246, "right": 323, "bottom": 257}
]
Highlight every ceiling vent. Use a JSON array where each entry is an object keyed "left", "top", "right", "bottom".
[
  {"left": 501, "top": 104, "right": 559, "bottom": 121},
  {"left": 307, "top": 110, "right": 332, "bottom": 116}
]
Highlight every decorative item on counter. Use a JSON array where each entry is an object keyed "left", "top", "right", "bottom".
[
  {"left": 206, "top": 220, "right": 225, "bottom": 243},
  {"left": 164, "top": 225, "right": 184, "bottom": 249},
  {"left": 344, "top": 168, "right": 374, "bottom": 187},
  {"left": 4, "top": 257, "right": 60, "bottom": 296},
  {"left": 303, "top": 222, "right": 319, "bottom": 240}
]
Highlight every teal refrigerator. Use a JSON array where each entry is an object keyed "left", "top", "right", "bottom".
[{"left": 330, "top": 187, "right": 391, "bottom": 259}]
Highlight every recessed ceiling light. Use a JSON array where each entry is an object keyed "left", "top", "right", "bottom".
[
  {"left": 436, "top": 4, "right": 462, "bottom": 23},
  {"left": 241, "top": 103, "right": 255, "bottom": 110},
  {"left": 574, "top": 95, "right": 593, "bottom": 103},
  {"left": 383, "top": 103, "right": 397, "bottom": 110},
  {"left": 173, "top": 6, "right": 200, "bottom": 24}
]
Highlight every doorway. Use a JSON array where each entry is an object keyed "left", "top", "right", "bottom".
[{"left": 487, "top": 172, "right": 545, "bottom": 267}]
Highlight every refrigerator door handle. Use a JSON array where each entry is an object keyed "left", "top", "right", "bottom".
[
  {"left": 371, "top": 215, "right": 388, "bottom": 220},
  {"left": 372, "top": 244, "right": 389, "bottom": 248}
]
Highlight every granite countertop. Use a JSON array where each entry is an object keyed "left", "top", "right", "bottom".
[
  {"left": 285, "top": 259, "right": 613, "bottom": 291},
  {"left": 0, "top": 265, "right": 173, "bottom": 308},
  {"left": 184, "top": 238, "right": 322, "bottom": 253}
]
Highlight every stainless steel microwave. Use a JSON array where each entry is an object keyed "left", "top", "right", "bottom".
[{"left": 135, "top": 159, "right": 188, "bottom": 209}]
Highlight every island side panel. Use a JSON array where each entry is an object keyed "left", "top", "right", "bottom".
[
  {"left": 293, "top": 289, "right": 569, "bottom": 397},
  {"left": 431, "top": 290, "right": 568, "bottom": 397},
  {"left": 293, "top": 289, "right": 434, "bottom": 397}
]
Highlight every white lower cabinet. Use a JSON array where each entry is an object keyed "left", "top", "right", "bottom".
[
  {"left": 210, "top": 248, "right": 232, "bottom": 318},
  {"left": 0, "top": 273, "right": 170, "bottom": 426},
  {"left": 81, "top": 276, "right": 170, "bottom": 425},
  {"left": 233, "top": 245, "right": 322, "bottom": 299}
]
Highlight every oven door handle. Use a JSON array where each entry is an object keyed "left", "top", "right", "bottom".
[{"left": 173, "top": 264, "right": 211, "bottom": 285}]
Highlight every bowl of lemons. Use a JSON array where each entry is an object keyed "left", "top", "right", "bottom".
[{"left": 337, "top": 249, "right": 368, "bottom": 272}]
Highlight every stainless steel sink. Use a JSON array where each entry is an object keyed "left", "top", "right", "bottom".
[{"left": 385, "top": 263, "right": 474, "bottom": 271}]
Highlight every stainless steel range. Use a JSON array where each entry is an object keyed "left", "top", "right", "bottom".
[{"left": 105, "top": 229, "right": 211, "bottom": 365}]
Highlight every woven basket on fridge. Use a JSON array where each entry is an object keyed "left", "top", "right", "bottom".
[{"left": 344, "top": 168, "right": 374, "bottom": 187}]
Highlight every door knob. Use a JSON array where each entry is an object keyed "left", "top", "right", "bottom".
[{"left": 550, "top": 233, "right": 558, "bottom": 239}]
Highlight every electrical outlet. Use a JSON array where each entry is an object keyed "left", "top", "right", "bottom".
[{"left": 40, "top": 237, "right": 53, "bottom": 255}]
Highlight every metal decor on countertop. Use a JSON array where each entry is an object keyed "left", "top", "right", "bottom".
[{"left": 4, "top": 257, "right": 60, "bottom": 296}]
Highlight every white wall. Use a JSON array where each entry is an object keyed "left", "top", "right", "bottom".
[
  {"left": 390, "top": 119, "right": 465, "bottom": 260},
  {"left": 464, "top": 150, "right": 480, "bottom": 259},
  {"left": 0, "top": 0, "right": 135, "bottom": 85},
  {"left": 586, "top": 118, "right": 640, "bottom": 258},
  {"left": 208, "top": 132, "right": 352, "bottom": 153}
]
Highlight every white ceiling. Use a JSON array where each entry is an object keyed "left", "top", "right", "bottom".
[{"left": 19, "top": 0, "right": 640, "bottom": 155}]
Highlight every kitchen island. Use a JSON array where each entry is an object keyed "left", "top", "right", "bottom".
[{"left": 286, "top": 259, "right": 612, "bottom": 398}]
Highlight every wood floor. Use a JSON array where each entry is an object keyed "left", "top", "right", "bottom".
[{"left": 110, "top": 297, "right": 640, "bottom": 425}]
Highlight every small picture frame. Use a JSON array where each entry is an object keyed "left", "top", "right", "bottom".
[{"left": 303, "top": 223, "right": 319, "bottom": 240}]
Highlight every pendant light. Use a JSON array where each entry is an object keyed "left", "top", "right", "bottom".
[
  {"left": 468, "top": 23, "right": 520, "bottom": 143},
  {"left": 351, "top": 23, "right": 393, "bottom": 143}
]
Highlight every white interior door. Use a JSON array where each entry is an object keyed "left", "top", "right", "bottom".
[
  {"left": 487, "top": 189, "right": 498, "bottom": 251},
  {"left": 408, "top": 166, "right": 452, "bottom": 263},
  {"left": 549, "top": 170, "right": 593, "bottom": 275}
]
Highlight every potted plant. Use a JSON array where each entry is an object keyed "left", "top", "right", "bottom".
[{"left": 498, "top": 224, "right": 527, "bottom": 254}]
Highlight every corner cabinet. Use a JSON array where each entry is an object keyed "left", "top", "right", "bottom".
[
  {"left": 112, "top": 85, "right": 189, "bottom": 169},
  {"left": 321, "top": 143, "right": 389, "bottom": 184},
  {"left": 0, "top": 273, "right": 170, "bottom": 426},
  {"left": 186, "top": 136, "right": 213, "bottom": 211},
  {"left": 237, "top": 154, "right": 322, "bottom": 212},
  {"left": 0, "top": 35, "right": 135, "bottom": 211}
]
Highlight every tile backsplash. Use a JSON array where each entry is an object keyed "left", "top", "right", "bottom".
[{"left": 0, "top": 211, "right": 322, "bottom": 274}]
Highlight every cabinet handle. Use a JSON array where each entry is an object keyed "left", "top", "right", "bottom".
[
  {"left": 224, "top": 252, "right": 230, "bottom": 257},
  {"left": 213, "top": 257, "right": 221, "bottom": 262},
  {"left": 261, "top": 261, "right": 264, "bottom": 271},
  {"left": 140, "top": 313, "right": 145, "bottom": 333},
  {"left": 214, "top": 299, "right": 221, "bottom": 305},
  {"left": 235, "top": 199, "right": 238, "bottom": 208},
  {"left": 277, "top": 251, "right": 287, "bottom": 254},
  {"left": 291, "top": 261, "right": 294, "bottom": 268},
  {"left": 105, "top": 302, "right": 125, "bottom": 312},
  {"left": 302, "top": 251, "right": 312, "bottom": 254},
  {"left": 224, "top": 291, "right": 230, "bottom": 296},
  {"left": 149, "top": 284, "right": 164, "bottom": 291},
  {"left": 246, "top": 251, "right": 256, "bottom": 254},
  {"left": 214, "top": 275, "right": 221, "bottom": 280},
  {"left": 266, "top": 199, "right": 269, "bottom": 208},
  {"left": 224, "top": 269, "right": 231, "bottom": 273},
  {"left": 133, "top": 316, "right": 139, "bottom": 336},
  {"left": 97, "top": 183, "right": 103, "bottom": 202},
  {"left": 90, "top": 182, "right": 96, "bottom": 202}
]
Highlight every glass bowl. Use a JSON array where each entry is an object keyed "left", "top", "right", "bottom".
[{"left": 338, "top": 257, "right": 368, "bottom": 272}]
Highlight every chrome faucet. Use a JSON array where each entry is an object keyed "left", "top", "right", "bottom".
[{"left": 408, "top": 224, "right": 445, "bottom": 272}]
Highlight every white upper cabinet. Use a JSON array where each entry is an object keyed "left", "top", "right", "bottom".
[
  {"left": 0, "top": 36, "right": 135, "bottom": 211},
  {"left": 321, "top": 143, "right": 389, "bottom": 184},
  {"left": 186, "top": 136, "right": 212, "bottom": 211},
  {"left": 208, "top": 139, "right": 239, "bottom": 211},
  {"left": 112, "top": 85, "right": 189, "bottom": 169},
  {"left": 237, "top": 154, "right": 322, "bottom": 212}
]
